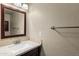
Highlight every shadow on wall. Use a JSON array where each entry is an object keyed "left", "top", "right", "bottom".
[
  {"left": 40, "top": 45, "right": 46, "bottom": 56},
  {"left": 52, "top": 28, "right": 79, "bottom": 38}
]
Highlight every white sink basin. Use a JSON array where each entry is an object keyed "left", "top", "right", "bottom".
[
  {"left": 0, "top": 40, "right": 41, "bottom": 56},
  {"left": 9, "top": 43, "right": 31, "bottom": 50}
]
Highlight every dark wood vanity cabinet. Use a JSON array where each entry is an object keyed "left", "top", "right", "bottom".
[{"left": 18, "top": 46, "right": 41, "bottom": 56}]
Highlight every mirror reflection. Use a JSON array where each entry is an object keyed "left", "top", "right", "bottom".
[{"left": 4, "top": 8, "right": 25, "bottom": 36}]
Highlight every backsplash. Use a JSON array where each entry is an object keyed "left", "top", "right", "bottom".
[{"left": 0, "top": 36, "right": 29, "bottom": 46}]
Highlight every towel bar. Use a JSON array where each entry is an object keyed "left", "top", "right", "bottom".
[{"left": 51, "top": 26, "right": 79, "bottom": 30}]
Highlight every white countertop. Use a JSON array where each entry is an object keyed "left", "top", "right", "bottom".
[{"left": 0, "top": 40, "right": 41, "bottom": 56}]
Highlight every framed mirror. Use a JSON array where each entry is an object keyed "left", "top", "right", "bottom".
[{"left": 1, "top": 4, "right": 26, "bottom": 39}]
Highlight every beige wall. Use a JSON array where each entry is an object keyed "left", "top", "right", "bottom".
[
  {"left": 0, "top": 4, "right": 29, "bottom": 46},
  {"left": 28, "top": 3, "right": 79, "bottom": 56}
]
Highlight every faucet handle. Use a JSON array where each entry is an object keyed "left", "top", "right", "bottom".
[{"left": 14, "top": 40, "right": 21, "bottom": 44}]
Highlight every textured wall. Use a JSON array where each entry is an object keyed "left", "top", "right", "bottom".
[{"left": 28, "top": 3, "right": 79, "bottom": 56}]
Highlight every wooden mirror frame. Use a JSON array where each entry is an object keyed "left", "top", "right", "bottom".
[{"left": 1, "top": 4, "right": 26, "bottom": 39}]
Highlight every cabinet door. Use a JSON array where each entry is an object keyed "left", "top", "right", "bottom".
[{"left": 19, "top": 46, "right": 41, "bottom": 56}]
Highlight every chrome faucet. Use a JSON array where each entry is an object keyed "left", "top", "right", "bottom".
[{"left": 13, "top": 40, "right": 21, "bottom": 44}]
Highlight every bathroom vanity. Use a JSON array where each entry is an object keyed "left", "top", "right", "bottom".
[
  {"left": 18, "top": 46, "right": 41, "bottom": 56},
  {"left": 0, "top": 41, "right": 41, "bottom": 56},
  {"left": 0, "top": 4, "right": 41, "bottom": 56}
]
